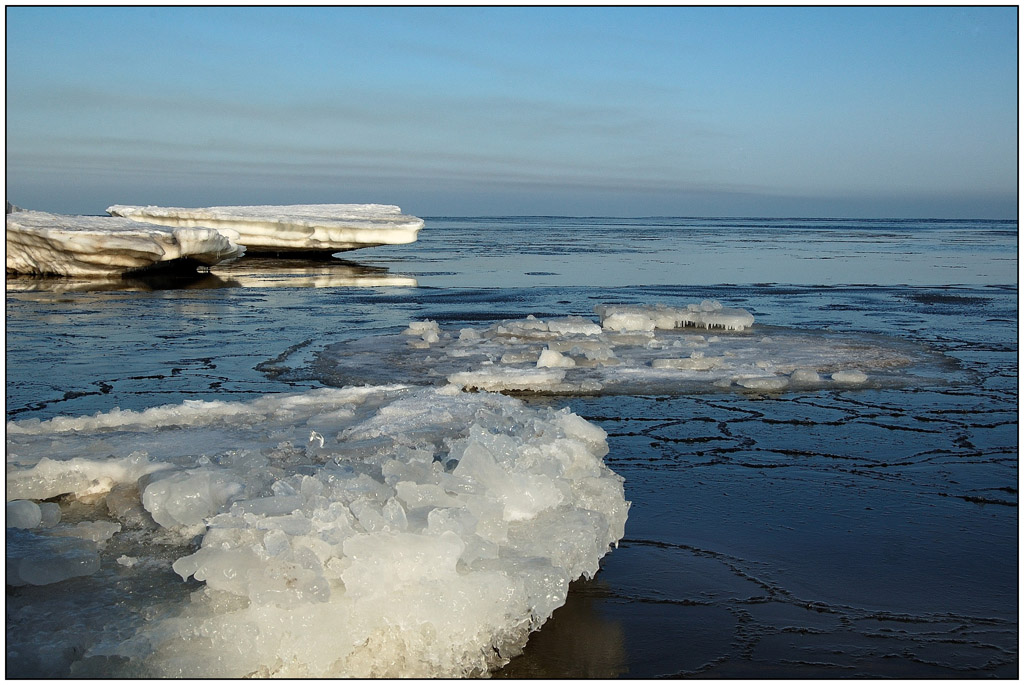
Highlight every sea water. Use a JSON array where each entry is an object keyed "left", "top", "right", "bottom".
[{"left": 5, "top": 216, "right": 1018, "bottom": 677}]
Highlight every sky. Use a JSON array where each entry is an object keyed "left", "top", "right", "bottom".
[{"left": 5, "top": 6, "right": 1018, "bottom": 218}]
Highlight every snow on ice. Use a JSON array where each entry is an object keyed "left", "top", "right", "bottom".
[
  {"left": 107, "top": 203, "right": 424, "bottom": 253},
  {"left": 5, "top": 210, "right": 245, "bottom": 277},
  {"left": 6, "top": 386, "right": 628, "bottom": 677},
  {"left": 314, "top": 301, "right": 924, "bottom": 395}
]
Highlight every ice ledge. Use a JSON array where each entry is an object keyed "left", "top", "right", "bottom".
[
  {"left": 107, "top": 203, "right": 425, "bottom": 253},
  {"left": 6, "top": 210, "right": 245, "bottom": 278}
]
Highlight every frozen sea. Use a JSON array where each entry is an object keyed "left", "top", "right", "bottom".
[{"left": 5, "top": 216, "right": 1019, "bottom": 677}]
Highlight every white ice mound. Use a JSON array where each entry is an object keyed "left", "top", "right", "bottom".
[
  {"left": 5, "top": 386, "right": 628, "bottom": 678},
  {"left": 314, "top": 303, "right": 923, "bottom": 395},
  {"left": 6, "top": 210, "right": 245, "bottom": 277},
  {"left": 107, "top": 203, "right": 424, "bottom": 253}
]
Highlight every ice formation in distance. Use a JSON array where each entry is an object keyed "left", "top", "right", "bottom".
[
  {"left": 6, "top": 385, "right": 628, "bottom": 678},
  {"left": 107, "top": 203, "right": 424, "bottom": 253},
  {"left": 6, "top": 210, "right": 245, "bottom": 277},
  {"left": 314, "top": 301, "right": 925, "bottom": 395}
]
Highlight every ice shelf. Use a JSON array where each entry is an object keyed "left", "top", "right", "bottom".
[
  {"left": 107, "top": 203, "right": 425, "bottom": 253},
  {"left": 6, "top": 210, "right": 245, "bottom": 277},
  {"left": 6, "top": 385, "right": 628, "bottom": 678}
]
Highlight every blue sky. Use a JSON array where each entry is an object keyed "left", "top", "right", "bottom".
[{"left": 6, "top": 6, "right": 1018, "bottom": 217}]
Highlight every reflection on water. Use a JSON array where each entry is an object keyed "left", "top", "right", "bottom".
[
  {"left": 495, "top": 577, "right": 628, "bottom": 678},
  {"left": 209, "top": 257, "right": 417, "bottom": 288},
  {"left": 5, "top": 257, "right": 417, "bottom": 292},
  {"left": 5, "top": 271, "right": 233, "bottom": 293}
]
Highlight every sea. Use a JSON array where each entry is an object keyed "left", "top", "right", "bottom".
[{"left": 5, "top": 216, "right": 1019, "bottom": 677}]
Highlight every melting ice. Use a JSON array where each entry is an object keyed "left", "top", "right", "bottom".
[
  {"left": 6, "top": 385, "right": 628, "bottom": 677},
  {"left": 5, "top": 210, "right": 245, "bottom": 277},
  {"left": 314, "top": 301, "right": 924, "bottom": 395},
  {"left": 107, "top": 203, "right": 425, "bottom": 253},
  {"left": 4, "top": 299, "right": 933, "bottom": 676}
]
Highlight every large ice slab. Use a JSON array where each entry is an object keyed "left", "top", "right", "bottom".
[
  {"left": 310, "top": 302, "right": 934, "bottom": 395},
  {"left": 6, "top": 210, "right": 245, "bottom": 277},
  {"left": 107, "top": 203, "right": 424, "bottom": 253},
  {"left": 6, "top": 385, "right": 627, "bottom": 677}
]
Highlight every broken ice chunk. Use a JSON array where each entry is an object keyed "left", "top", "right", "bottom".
[
  {"left": 403, "top": 320, "right": 441, "bottom": 344},
  {"left": 452, "top": 439, "right": 564, "bottom": 522},
  {"left": 448, "top": 367, "right": 569, "bottom": 392},
  {"left": 62, "top": 521, "right": 122, "bottom": 544},
  {"left": 6, "top": 500, "right": 42, "bottom": 529},
  {"left": 142, "top": 469, "right": 245, "bottom": 530},
  {"left": 536, "top": 348, "right": 576, "bottom": 369},
  {"left": 38, "top": 502, "right": 62, "bottom": 528},
  {"left": 105, "top": 483, "right": 156, "bottom": 529},
  {"left": 736, "top": 376, "right": 790, "bottom": 391},
  {"left": 546, "top": 317, "right": 603, "bottom": 336},
  {"left": 790, "top": 368, "right": 823, "bottom": 383},
  {"left": 832, "top": 370, "right": 869, "bottom": 384},
  {"left": 5, "top": 453, "right": 169, "bottom": 503},
  {"left": 6, "top": 528, "right": 101, "bottom": 586}
]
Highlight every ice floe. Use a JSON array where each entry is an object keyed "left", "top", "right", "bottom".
[
  {"left": 312, "top": 302, "right": 927, "bottom": 395},
  {"left": 6, "top": 385, "right": 627, "bottom": 677},
  {"left": 6, "top": 210, "right": 245, "bottom": 277},
  {"left": 107, "top": 203, "right": 424, "bottom": 254}
]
